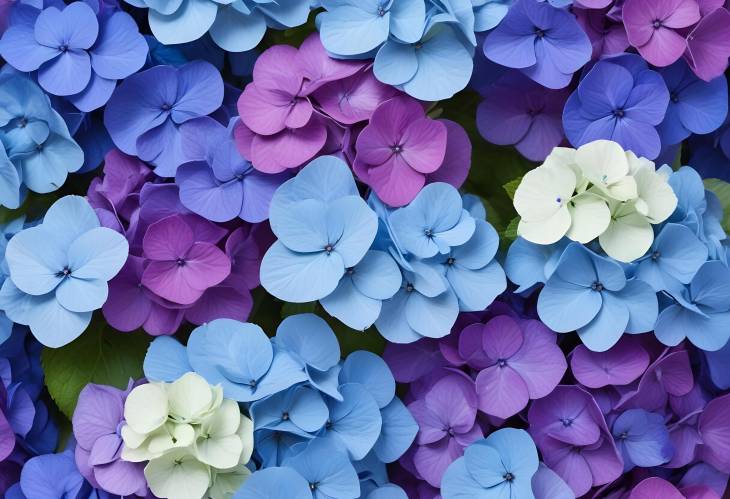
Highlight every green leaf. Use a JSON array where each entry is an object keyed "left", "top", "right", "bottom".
[
  {"left": 41, "top": 323, "right": 150, "bottom": 419},
  {"left": 502, "top": 176, "right": 523, "bottom": 201},
  {"left": 704, "top": 178, "right": 730, "bottom": 232},
  {"left": 502, "top": 216, "right": 520, "bottom": 242}
]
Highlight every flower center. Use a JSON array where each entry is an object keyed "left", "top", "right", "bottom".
[
  {"left": 176, "top": 258, "right": 186, "bottom": 267},
  {"left": 58, "top": 44, "right": 68, "bottom": 52},
  {"left": 377, "top": 5, "right": 386, "bottom": 16},
  {"left": 670, "top": 92, "right": 679, "bottom": 103},
  {"left": 497, "top": 358, "right": 508, "bottom": 368},
  {"left": 324, "top": 244, "right": 334, "bottom": 253},
  {"left": 405, "top": 283, "right": 414, "bottom": 293},
  {"left": 446, "top": 257, "right": 455, "bottom": 266},
  {"left": 612, "top": 108, "right": 625, "bottom": 118},
  {"left": 651, "top": 251, "right": 661, "bottom": 261},
  {"left": 161, "top": 102, "right": 172, "bottom": 111},
  {"left": 503, "top": 472, "right": 515, "bottom": 482},
  {"left": 555, "top": 196, "right": 562, "bottom": 204},
  {"left": 345, "top": 267, "right": 355, "bottom": 275},
  {"left": 56, "top": 266, "right": 72, "bottom": 277},
  {"left": 561, "top": 418, "right": 573, "bottom": 427},
  {"left": 391, "top": 144, "right": 403, "bottom": 154},
  {"left": 424, "top": 228, "right": 433, "bottom": 237},
  {"left": 618, "top": 431, "right": 628, "bottom": 440},
  {"left": 591, "top": 281, "right": 604, "bottom": 292},
  {"left": 281, "top": 412, "right": 289, "bottom": 421},
  {"left": 17, "top": 117, "right": 27, "bottom": 128},
  {"left": 309, "top": 483, "right": 319, "bottom": 491},
  {"left": 534, "top": 28, "right": 546, "bottom": 38},
  {"left": 652, "top": 19, "right": 662, "bottom": 29}
]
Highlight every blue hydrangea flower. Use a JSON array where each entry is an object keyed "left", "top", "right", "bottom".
[
  {"left": 0, "top": 196, "right": 128, "bottom": 347},
  {"left": 537, "top": 243, "right": 658, "bottom": 352},
  {"left": 612, "top": 409, "right": 674, "bottom": 471},
  {"left": 124, "top": 0, "right": 311, "bottom": 52},
  {"left": 634, "top": 223, "right": 708, "bottom": 292},
  {"left": 441, "top": 428, "right": 540, "bottom": 499},
  {"left": 0, "top": 1, "right": 148, "bottom": 111},
  {"left": 250, "top": 385, "right": 329, "bottom": 436},
  {"left": 282, "top": 439, "right": 361, "bottom": 499},
  {"left": 654, "top": 261, "right": 730, "bottom": 351},
  {"left": 0, "top": 74, "right": 84, "bottom": 207},
  {"left": 261, "top": 156, "right": 378, "bottom": 303},
  {"left": 474, "top": 0, "right": 513, "bottom": 31},
  {"left": 233, "top": 466, "right": 312, "bottom": 499},
  {"left": 657, "top": 59, "right": 729, "bottom": 147},
  {"left": 505, "top": 237, "right": 570, "bottom": 293},
  {"left": 320, "top": 250, "right": 401, "bottom": 331}
]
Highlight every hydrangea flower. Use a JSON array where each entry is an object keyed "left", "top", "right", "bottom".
[
  {"left": 483, "top": 0, "right": 592, "bottom": 89},
  {"left": 654, "top": 260, "right": 730, "bottom": 351},
  {"left": 176, "top": 118, "right": 290, "bottom": 223},
  {"left": 104, "top": 61, "right": 224, "bottom": 177},
  {"left": 0, "top": 196, "right": 128, "bottom": 347},
  {"left": 72, "top": 381, "right": 148, "bottom": 497},
  {"left": 124, "top": 0, "right": 310, "bottom": 51},
  {"left": 441, "top": 428, "right": 539, "bottom": 499},
  {"left": 0, "top": 74, "right": 84, "bottom": 207},
  {"left": 656, "top": 60, "right": 729, "bottom": 146},
  {"left": 612, "top": 408, "right": 674, "bottom": 471},
  {"left": 476, "top": 71, "right": 569, "bottom": 162},
  {"left": 623, "top": 0, "right": 700, "bottom": 67},
  {"left": 537, "top": 243, "right": 658, "bottom": 352},
  {"left": 563, "top": 54, "right": 670, "bottom": 159},
  {"left": 574, "top": 4, "right": 629, "bottom": 59},
  {"left": 683, "top": 7, "right": 730, "bottom": 81},
  {"left": 121, "top": 372, "right": 254, "bottom": 499},
  {"left": 260, "top": 156, "right": 378, "bottom": 303},
  {"left": 0, "top": 1, "right": 147, "bottom": 111},
  {"left": 570, "top": 336, "right": 650, "bottom": 389},
  {"left": 469, "top": 316, "right": 567, "bottom": 419},
  {"left": 512, "top": 140, "right": 677, "bottom": 261}
]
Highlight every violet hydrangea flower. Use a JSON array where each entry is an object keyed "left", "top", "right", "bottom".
[
  {"left": 0, "top": 1, "right": 148, "bottom": 111},
  {"left": 104, "top": 61, "right": 224, "bottom": 177},
  {"left": 483, "top": 0, "right": 592, "bottom": 89}
]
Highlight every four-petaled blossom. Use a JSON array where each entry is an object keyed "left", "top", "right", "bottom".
[
  {"left": 0, "top": 196, "right": 128, "bottom": 347},
  {"left": 441, "top": 428, "right": 540, "bottom": 499}
]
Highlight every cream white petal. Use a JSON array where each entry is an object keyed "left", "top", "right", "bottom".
[
  {"left": 195, "top": 434, "right": 244, "bottom": 470},
  {"left": 145, "top": 450, "right": 212, "bottom": 499},
  {"left": 575, "top": 140, "right": 630, "bottom": 186},
  {"left": 168, "top": 372, "right": 215, "bottom": 423},
  {"left": 633, "top": 167, "right": 677, "bottom": 223},
  {"left": 517, "top": 205, "right": 571, "bottom": 245},
  {"left": 124, "top": 383, "right": 168, "bottom": 435},
  {"left": 566, "top": 193, "right": 611, "bottom": 243},
  {"left": 599, "top": 212, "right": 654, "bottom": 263},
  {"left": 514, "top": 166, "right": 576, "bottom": 222}
]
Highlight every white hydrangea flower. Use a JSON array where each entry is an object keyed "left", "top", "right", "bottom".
[
  {"left": 120, "top": 372, "right": 254, "bottom": 499},
  {"left": 513, "top": 140, "right": 678, "bottom": 263}
]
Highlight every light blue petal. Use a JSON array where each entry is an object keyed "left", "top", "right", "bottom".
[
  {"left": 436, "top": 210, "right": 476, "bottom": 252},
  {"left": 322, "top": 383, "right": 382, "bottom": 460},
  {"left": 505, "top": 238, "right": 552, "bottom": 293},
  {"left": 366, "top": 485, "right": 408, "bottom": 499},
  {"left": 405, "top": 288, "right": 458, "bottom": 338},
  {"left": 209, "top": 7, "right": 266, "bottom": 52},
  {"left": 464, "top": 441, "right": 506, "bottom": 488},
  {"left": 283, "top": 439, "right": 360, "bottom": 499},
  {"left": 276, "top": 313, "right": 340, "bottom": 371},
  {"left": 254, "top": 430, "right": 311, "bottom": 468},
  {"left": 55, "top": 277, "right": 107, "bottom": 313},
  {"left": 318, "top": 2, "right": 389, "bottom": 56},
  {"left": 330, "top": 196, "right": 378, "bottom": 268},
  {"left": 551, "top": 243, "right": 598, "bottom": 288},
  {"left": 374, "top": 40, "right": 418, "bottom": 86},
  {"left": 270, "top": 198, "right": 331, "bottom": 253},
  {"left": 261, "top": 241, "right": 345, "bottom": 303},
  {"left": 5, "top": 226, "right": 64, "bottom": 295},
  {"left": 351, "top": 250, "right": 401, "bottom": 300},
  {"left": 654, "top": 304, "right": 696, "bottom": 347},
  {"left": 289, "top": 386, "right": 329, "bottom": 433},
  {"left": 441, "top": 457, "right": 493, "bottom": 499},
  {"left": 375, "top": 290, "right": 423, "bottom": 344},
  {"left": 537, "top": 276, "right": 602, "bottom": 332},
  {"left": 388, "top": 0, "right": 425, "bottom": 43},
  {"left": 451, "top": 220, "right": 499, "bottom": 270},
  {"left": 0, "top": 151, "right": 21, "bottom": 209},
  {"left": 19, "top": 134, "right": 84, "bottom": 194},
  {"left": 577, "top": 292, "right": 629, "bottom": 352},
  {"left": 687, "top": 311, "right": 730, "bottom": 352},
  {"left": 401, "top": 25, "right": 474, "bottom": 101},
  {"left": 617, "top": 280, "right": 658, "bottom": 333},
  {"left": 373, "top": 397, "right": 418, "bottom": 463},
  {"left": 407, "top": 260, "right": 448, "bottom": 298},
  {"left": 258, "top": 0, "right": 311, "bottom": 28},
  {"left": 233, "top": 467, "right": 311, "bottom": 499},
  {"left": 654, "top": 224, "right": 708, "bottom": 284},
  {"left": 148, "top": 0, "right": 218, "bottom": 45},
  {"left": 485, "top": 428, "right": 539, "bottom": 478},
  {"left": 447, "top": 260, "right": 506, "bottom": 312},
  {"left": 308, "top": 364, "right": 343, "bottom": 401},
  {"left": 143, "top": 336, "right": 192, "bottom": 382},
  {"left": 340, "top": 351, "right": 395, "bottom": 408},
  {"left": 27, "top": 291, "right": 91, "bottom": 347},
  {"left": 255, "top": 348, "right": 310, "bottom": 400},
  {"left": 67, "top": 227, "right": 129, "bottom": 280},
  {"left": 42, "top": 195, "right": 100, "bottom": 244},
  {"left": 690, "top": 261, "right": 730, "bottom": 311},
  {"left": 320, "top": 277, "right": 383, "bottom": 331}
]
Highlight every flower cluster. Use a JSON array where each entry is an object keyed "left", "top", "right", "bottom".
[
  {"left": 387, "top": 304, "right": 730, "bottom": 499},
  {"left": 260, "top": 155, "right": 505, "bottom": 340},
  {"left": 475, "top": 1, "right": 730, "bottom": 163},
  {"left": 120, "top": 372, "right": 254, "bottom": 499},
  {"left": 507, "top": 156, "right": 729, "bottom": 353},
  {"left": 87, "top": 150, "right": 267, "bottom": 336},
  {"left": 142, "top": 315, "right": 416, "bottom": 497},
  {"left": 234, "top": 34, "right": 471, "bottom": 205}
]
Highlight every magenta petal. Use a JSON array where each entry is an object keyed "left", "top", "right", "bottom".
[
  {"left": 238, "top": 83, "right": 299, "bottom": 136},
  {"left": 143, "top": 215, "right": 194, "bottom": 260},
  {"left": 657, "top": 350, "right": 694, "bottom": 396},
  {"left": 251, "top": 44, "right": 303, "bottom": 95},
  {"left": 314, "top": 71, "right": 398, "bottom": 124},
  {"left": 408, "top": 400, "right": 447, "bottom": 445},
  {"left": 426, "top": 120, "right": 470, "bottom": 189},
  {"left": 684, "top": 8, "right": 730, "bottom": 81},
  {"left": 457, "top": 323, "right": 491, "bottom": 370},
  {"left": 699, "top": 394, "right": 730, "bottom": 473},
  {"left": 224, "top": 226, "right": 262, "bottom": 292},
  {"left": 94, "top": 459, "right": 148, "bottom": 497},
  {"left": 508, "top": 320, "right": 567, "bottom": 399},
  {"left": 541, "top": 439, "right": 594, "bottom": 497},
  {"left": 400, "top": 119, "right": 447, "bottom": 174},
  {"left": 424, "top": 380, "right": 476, "bottom": 433},
  {"left": 102, "top": 257, "right": 152, "bottom": 332},
  {"left": 183, "top": 242, "right": 232, "bottom": 289},
  {"left": 143, "top": 303, "right": 186, "bottom": 336},
  {"left": 142, "top": 261, "right": 205, "bottom": 305},
  {"left": 366, "top": 156, "right": 426, "bottom": 207},
  {"left": 667, "top": 424, "right": 701, "bottom": 468},
  {"left": 475, "top": 365, "right": 529, "bottom": 418},
  {"left": 250, "top": 121, "right": 327, "bottom": 172},
  {"left": 570, "top": 336, "right": 650, "bottom": 388},
  {"left": 636, "top": 27, "right": 687, "bottom": 67},
  {"left": 298, "top": 33, "right": 364, "bottom": 94},
  {"left": 529, "top": 386, "right": 602, "bottom": 446},
  {"left": 630, "top": 477, "right": 685, "bottom": 499},
  {"left": 481, "top": 316, "right": 524, "bottom": 360},
  {"left": 184, "top": 285, "right": 252, "bottom": 325}
]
